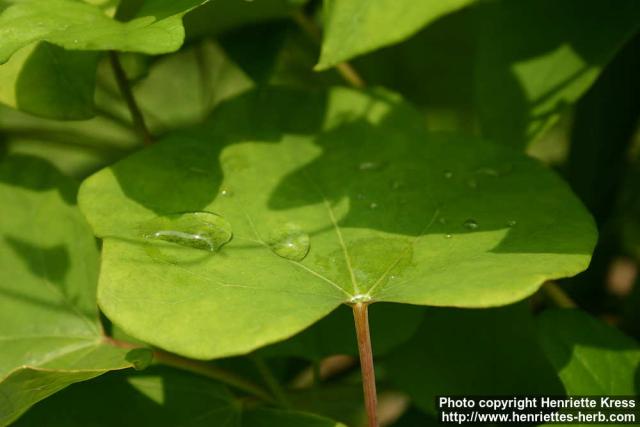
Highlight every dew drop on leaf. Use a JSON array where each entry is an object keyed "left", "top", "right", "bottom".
[
  {"left": 463, "top": 219, "right": 478, "bottom": 230},
  {"left": 369, "top": 202, "right": 379, "bottom": 209},
  {"left": 443, "top": 170, "right": 453, "bottom": 179},
  {"left": 508, "top": 220, "right": 517, "bottom": 227},
  {"left": 358, "top": 161, "right": 382, "bottom": 171},
  {"left": 141, "top": 211, "right": 233, "bottom": 252},
  {"left": 219, "top": 188, "right": 233, "bottom": 197},
  {"left": 444, "top": 234, "right": 452, "bottom": 239},
  {"left": 267, "top": 223, "right": 310, "bottom": 262},
  {"left": 467, "top": 178, "right": 478, "bottom": 189}
]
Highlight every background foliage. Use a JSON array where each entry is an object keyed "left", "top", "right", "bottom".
[{"left": 0, "top": 0, "right": 639, "bottom": 426}]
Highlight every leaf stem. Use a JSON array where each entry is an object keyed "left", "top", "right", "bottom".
[
  {"left": 108, "top": 51, "right": 153, "bottom": 146},
  {"left": 251, "top": 355, "right": 292, "bottom": 408},
  {"left": 352, "top": 302, "right": 378, "bottom": 427},
  {"left": 542, "top": 281, "right": 577, "bottom": 309},
  {"left": 291, "top": 10, "right": 366, "bottom": 89},
  {"left": 104, "top": 337, "right": 275, "bottom": 404}
]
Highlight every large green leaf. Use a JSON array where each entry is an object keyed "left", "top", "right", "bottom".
[
  {"left": 0, "top": 155, "right": 132, "bottom": 426},
  {"left": 14, "top": 367, "right": 345, "bottom": 426},
  {"left": 385, "top": 303, "right": 563, "bottom": 414},
  {"left": 78, "top": 87, "right": 596, "bottom": 359},
  {"left": 537, "top": 309, "right": 640, "bottom": 395},
  {"left": 0, "top": 0, "right": 206, "bottom": 64},
  {"left": 316, "top": 0, "right": 474, "bottom": 70},
  {"left": 475, "top": 0, "right": 640, "bottom": 147}
]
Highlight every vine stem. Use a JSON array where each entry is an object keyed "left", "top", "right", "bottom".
[
  {"left": 291, "top": 10, "right": 366, "bottom": 89},
  {"left": 542, "top": 281, "right": 577, "bottom": 309},
  {"left": 108, "top": 51, "right": 153, "bottom": 146},
  {"left": 353, "top": 302, "right": 378, "bottom": 427},
  {"left": 104, "top": 337, "right": 275, "bottom": 404}
]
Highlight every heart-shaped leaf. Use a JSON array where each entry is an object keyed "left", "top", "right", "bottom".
[
  {"left": 78, "top": 87, "right": 596, "bottom": 359},
  {"left": 0, "top": 155, "right": 132, "bottom": 425},
  {"left": 537, "top": 309, "right": 640, "bottom": 395},
  {"left": 14, "top": 368, "right": 346, "bottom": 427},
  {"left": 0, "top": 0, "right": 207, "bottom": 64},
  {"left": 316, "top": 0, "right": 474, "bottom": 70}
]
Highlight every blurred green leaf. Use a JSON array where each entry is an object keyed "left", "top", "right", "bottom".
[
  {"left": 385, "top": 303, "right": 563, "bottom": 414},
  {"left": 475, "top": 0, "right": 640, "bottom": 147},
  {"left": 14, "top": 367, "right": 346, "bottom": 426},
  {"left": 0, "top": 155, "right": 132, "bottom": 425},
  {"left": 537, "top": 309, "right": 640, "bottom": 395},
  {"left": 184, "top": 0, "right": 305, "bottom": 40},
  {"left": 317, "top": 0, "right": 474, "bottom": 70},
  {"left": 78, "top": 87, "right": 595, "bottom": 360},
  {"left": 0, "top": 0, "right": 206, "bottom": 63},
  {"left": 0, "top": 104, "right": 138, "bottom": 179}
]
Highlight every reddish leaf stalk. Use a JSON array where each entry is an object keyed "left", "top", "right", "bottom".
[{"left": 353, "top": 302, "right": 378, "bottom": 427}]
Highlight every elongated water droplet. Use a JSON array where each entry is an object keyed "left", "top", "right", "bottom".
[
  {"left": 476, "top": 167, "right": 499, "bottom": 177},
  {"left": 463, "top": 219, "right": 478, "bottom": 230},
  {"left": 444, "top": 170, "right": 453, "bottom": 179},
  {"left": 369, "top": 202, "right": 379, "bottom": 209},
  {"left": 444, "top": 234, "right": 452, "bottom": 239},
  {"left": 141, "top": 211, "right": 232, "bottom": 252},
  {"left": 267, "top": 223, "right": 310, "bottom": 261},
  {"left": 358, "top": 161, "right": 383, "bottom": 171}
]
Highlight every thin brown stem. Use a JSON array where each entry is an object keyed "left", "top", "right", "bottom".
[
  {"left": 353, "top": 302, "right": 378, "bottom": 427},
  {"left": 542, "top": 281, "right": 577, "bottom": 308},
  {"left": 108, "top": 51, "right": 153, "bottom": 146},
  {"left": 291, "top": 10, "right": 366, "bottom": 89},
  {"left": 104, "top": 337, "right": 275, "bottom": 404}
]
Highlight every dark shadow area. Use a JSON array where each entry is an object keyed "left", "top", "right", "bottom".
[
  {"left": 16, "top": 43, "right": 99, "bottom": 120},
  {"left": 386, "top": 302, "right": 565, "bottom": 414},
  {"left": 1, "top": 235, "right": 97, "bottom": 319},
  {"left": 559, "top": 32, "right": 640, "bottom": 315},
  {"left": 0, "top": 154, "right": 75, "bottom": 204},
  {"left": 5, "top": 237, "right": 69, "bottom": 283},
  {"left": 13, "top": 367, "right": 237, "bottom": 426}
]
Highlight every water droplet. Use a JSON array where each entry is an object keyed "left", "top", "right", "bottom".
[
  {"left": 438, "top": 217, "right": 447, "bottom": 225},
  {"left": 467, "top": 178, "right": 478, "bottom": 189},
  {"left": 508, "top": 220, "right": 517, "bottom": 227},
  {"left": 358, "top": 161, "right": 383, "bottom": 171},
  {"left": 476, "top": 167, "right": 499, "bottom": 177},
  {"left": 267, "top": 223, "right": 310, "bottom": 261},
  {"left": 219, "top": 188, "right": 233, "bottom": 197},
  {"left": 369, "top": 202, "right": 378, "bottom": 209},
  {"left": 444, "top": 234, "right": 452, "bottom": 239},
  {"left": 141, "top": 211, "right": 232, "bottom": 252},
  {"left": 444, "top": 170, "right": 453, "bottom": 179},
  {"left": 463, "top": 219, "right": 478, "bottom": 230}
]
